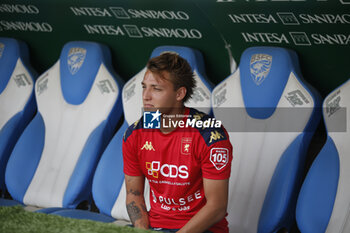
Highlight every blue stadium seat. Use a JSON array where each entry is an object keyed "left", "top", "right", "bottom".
[
  {"left": 51, "top": 45, "right": 214, "bottom": 222},
  {"left": 0, "top": 37, "right": 36, "bottom": 195},
  {"left": 296, "top": 78, "right": 350, "bottom": 233},
  {"left": 212, "top": 46, "right": 321, "bottom": 233},
  {"left": 1, "top": 41, "right": 123, "bottom": 208}
]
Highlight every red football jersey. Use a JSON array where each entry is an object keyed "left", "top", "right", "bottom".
[{"left": 123, "top": 107, "right": 233, "bottom": 233}]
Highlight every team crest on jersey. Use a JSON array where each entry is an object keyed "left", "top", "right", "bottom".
[
  {"left": 210, "top": 148, "right": 229, "bottom": 170},
  {"left": 250, "top": 54, "right": 272, "bottom": 85},
  {"left": 181, "top": 137, "right": 192, "bottom": 155},
  {"left": 67, "top": 47, "right": 86, "bottom": 75},
  {"left": 0, "top": 43, "right": 5, "bottom": 58}
]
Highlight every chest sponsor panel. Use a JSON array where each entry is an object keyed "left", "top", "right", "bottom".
[{"left": 151, "top": 189, "right": 204, "bottom": 212}]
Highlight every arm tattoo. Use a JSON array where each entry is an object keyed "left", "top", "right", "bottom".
[
  {"left": 127, "top": 188, "right": 141, "bottom": 196},
  {"left": 126, "top": 201, "right": 142, "bottom": 223}
]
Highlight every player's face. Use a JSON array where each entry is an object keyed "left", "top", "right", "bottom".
[{"left": 142, "top": 70, "right": 182, "bottom": 114}]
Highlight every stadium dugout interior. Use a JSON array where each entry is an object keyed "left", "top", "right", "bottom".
[
  {"left": 42, "top": 45, "right": 215, "bottom": 222},
  {"left": 296, "top": 78, "right": 350, "bottom": 233},
  {"left": 0, "top": 37, "right": 37, "bottom": 199},
  {"left": 212, "top": 46, "right": 322, "bottom": 233},
  {"left": 0, "top": 41, "right": 124, "bottom": 211}
]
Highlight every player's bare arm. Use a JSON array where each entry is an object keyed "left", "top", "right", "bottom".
[
  {"left": 125, "top": 174, "right": 149, "bottom": 229},
  {"left": 177, "top": 178, "right": 229, "bottom": 233}
]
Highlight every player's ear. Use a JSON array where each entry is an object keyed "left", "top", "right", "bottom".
[{"left": 176, "top": 87, "right": 186, "bottom": 102}]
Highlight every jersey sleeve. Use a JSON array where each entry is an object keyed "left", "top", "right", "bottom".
[
  {"left": 122, "top": 125, "right": 143, "bottom": 177},
  {"left": 199, "top": 129, "right": 233, "bottom": 180}
]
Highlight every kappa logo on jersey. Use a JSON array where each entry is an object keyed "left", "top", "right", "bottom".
[
  {"left": 210, "top": 148, "right": 229, "bottom": 170},
  {"left": 0, "top": 43, "right": 4, "bottom": 58},
  {"left": 250, "top": 53, "right": 272, "bottom": 86},
  {"left": 209, "top": 131, "right": 224, "bottom": 144},
  {"left": 67, "top": 47, "right": 86, "bottom": 75},
  {"left": 143, "top": 110, "right": 161, "bottom": 129},
  {"left": 146, "top": 161, "right": 189, "bottom": 179},
  {"left": 141, "top": 141, "right": 155, "bottom": 151},
  {"left": 181, "top": 137, "right": 192, "bottom": 155}
]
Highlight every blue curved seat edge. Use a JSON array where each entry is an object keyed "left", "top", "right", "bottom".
[
  {"left": 0, "top": 113, "right": 23, "bottom": 191},
  {"left": 258, "top": 102, "right": 321, "bottom": 232},
  {"left": 257, "top": 48, "right": 321, "bottom": 232},
  {"left": 63, "top": 91, "right": 124, "bottom": 209},
  {"left": 296, "top": 136, "right": 339, "bottom": 233},
  {"left": 92, "top": 120, "right": 128, "bottom": 216},
  {"left": 5, "top": 112, "right": 45, "bottom": 204},
  {"left": 258, "top": 134, "right": 308, "bottom": 232}
]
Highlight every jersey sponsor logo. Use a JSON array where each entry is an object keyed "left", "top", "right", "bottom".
[
  {"left": 67, "top": 47, "right": 86, "bottom": 75},
  {"left": 146, "top": 161, "right": 189, "bottom": 179},
  {"left": 210, "top": 148, "right": 229, "bottom": 170},
  {"left": 151, "top": 189, "right": 202, "bottom": 212},
  {"left": 250, "top": 53, "right": 272, "bottom": 85},
  {"left": 209, "top": 130, "right": 224, "bottom": 144},
  {"left": 141, "top": 141, "right": 155, "bottom": 151},
  {"left": 143, "top": 110, "right": 161, "bottom": 129},
  {"left": 181, "top": 137, "right": 192, "bottom": 155}
]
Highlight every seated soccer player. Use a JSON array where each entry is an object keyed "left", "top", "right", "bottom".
[{"left": 122, "top": 52, "right": 233, "bottom": 233}]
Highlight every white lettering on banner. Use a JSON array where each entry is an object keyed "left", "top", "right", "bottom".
[
  {"left": 289, "top": 32, "right": 312, "bottom": 46},
  {"left": 82, "top": 24, "right": 202, "bottom": 40},
  {"left": 0, "top": 21, "right": 52, "bottom": 32},
  {"left": 128, "top": 9, "right": 189, "bottom": 20},
  {"left": 0, "top": 4, "right": 39, "bottom": 14},
  {"left": 228, "top": 12, "right": 350, "bottom": 25},
  {"left": 70, "top": 6, "right": 190, "bottom": 20},
  {"left": 299, "top": 14, "right": 350, "bottom": 24},
  {"left": 228, "top": 14, "right": 278, "bottom": 23},
  {"left": 84, "top": 24, "right": 125, "bottom": 36},
  {"left": 141, "top": 27, "right": 202, "bottom": 39},
  {"left": 242, "top": 32, "right": 289, "bottom": 44},
  {"left": 277, "top": 12, "right": 300, "bottom": 25},
  {"left": 312, "top": 33, "right": 350, "bottom": 45},
  {"left": 70, "top": 7, "right": 112, "bottom": 17}
]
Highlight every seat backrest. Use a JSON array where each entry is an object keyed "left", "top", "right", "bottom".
[
  {"left": 0, "top": 37, "right": 36, "bottom": 193},
  {"left": 92, "top": 45, "right": 213, "bottom": 220},
  {"left": 124, "top": 45, "right": 213, "bottom": 125},
  {"left": 212, "top": 46, "right": 321, "bottom": 233},
  {"left": 296, "top": 78, "right": 350, "bottom": 233},
  {"left": 5, "top": 41, "right": 123, "bottom": 208}
]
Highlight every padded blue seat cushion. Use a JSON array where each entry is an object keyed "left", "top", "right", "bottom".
[
  {"left": 5, "top": 41, "right": 123, "bottom": 209},
  {"left": 212, "top": 46, "right": 320, "bottom": 233}
]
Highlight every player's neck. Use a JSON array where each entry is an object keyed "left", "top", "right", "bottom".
[{"left": 160, "top": 105, "right": 186, "bottom": 134}]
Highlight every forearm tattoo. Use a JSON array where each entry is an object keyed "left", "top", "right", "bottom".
[
  {"left": 127, "top": 188, "right": 141, "bottom": 196},
  {"left": 126, "top": 201, "right": 142, "bottom": 223}
]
